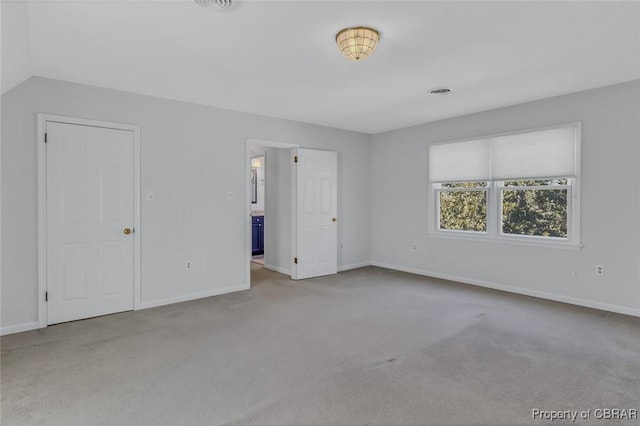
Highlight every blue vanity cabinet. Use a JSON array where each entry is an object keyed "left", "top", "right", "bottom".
[{"left": 252, "top": 215, "right": 264, "bottom": 255}]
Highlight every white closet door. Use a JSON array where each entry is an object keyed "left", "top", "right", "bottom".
[{"left": 46, "top": 121, "right": 134, "bottom": 324}]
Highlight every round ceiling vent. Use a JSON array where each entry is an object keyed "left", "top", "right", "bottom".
[{"left": 195, "top": 0, "right": 233, "bottom": 10}]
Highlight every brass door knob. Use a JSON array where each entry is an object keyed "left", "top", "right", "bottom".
[
  {"left": 123, "top": 228, "right": 132, "bottom": 235},
  {"left": 332, "top": 218, "right": 337, "bottom": 222}
]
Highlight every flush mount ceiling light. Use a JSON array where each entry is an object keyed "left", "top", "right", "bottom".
[
  {"left": 336, "top": 27, "right": 380, "bottom": 62},
  {"left": 195, "top": 0, "right": 233, "bottom": 10}
]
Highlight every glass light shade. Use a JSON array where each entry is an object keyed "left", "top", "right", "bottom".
[
  {"left": 251, "top": 158, "right": 262, "bottom": 168},
  {"left": 336, "top": 27, "right": 379, "bottom": 61}
]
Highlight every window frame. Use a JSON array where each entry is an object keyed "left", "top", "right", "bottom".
[{"left": 428, "top": 123, "right": 582, "bottom": 249}]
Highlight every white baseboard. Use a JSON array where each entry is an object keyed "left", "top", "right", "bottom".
[
  {"left": 338, "top": 261, "right": 371, "bottom": 272},
  {"left": 137, "top": 284, "right": 250, "bottom": 310},
  {"left": 2, "top": 286, "right": 251, "bottom": 335},
  {"left": 264, "top": 262, "right": 371, "bottom": 275},
  {"left": 264, "top": 264, "right": 291, "bottom": 276},
  {"left": 1, "top": 321, "right": 40, "bottom": 336},
  {"left": 371, "top": 261, "right": 640, "bottom": 318}
]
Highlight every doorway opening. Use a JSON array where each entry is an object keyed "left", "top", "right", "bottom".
[
  {"left": 244, "top": 138, "right": 339, "bottom": 288},
  {"left": 250, "top": 148, "right": 265, "bottom": 266},
  {"left": 246, "top": 139, "right": 296, "bottom": 287}
]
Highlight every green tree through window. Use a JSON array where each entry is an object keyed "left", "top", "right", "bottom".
[
  {"left": 439, "top": 182, "right": 487, "bottom": 232},
  {"left": 501, "top": 179, "right": 568, "bottom": 238},
  {"left": 437, "top": 179, "right": 569, "bottom": 239}
]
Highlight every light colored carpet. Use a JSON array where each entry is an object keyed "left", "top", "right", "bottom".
[
  {"left": 2, "top": 265, "right": 639, "bottom": 425},
  {"left": 251, "top": 255, "right": 264, "bottom": 265}
]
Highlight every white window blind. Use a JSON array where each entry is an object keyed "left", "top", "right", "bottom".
[
  {"left": 429, "top": 139, "right": 491, "bottom": 182},
  {"left": 491, "top": 127, "right": 576, "bottom": 180},
  {"left": 429, "top": 125, "right": 578, "bottom": 182}
]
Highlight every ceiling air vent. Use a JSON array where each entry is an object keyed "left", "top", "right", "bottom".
[
  {"left": 195, "top": 0, "right": 233, "bottom": 10},
  {"left": 430, "top": 88, "right": 451, "bottom": 95}
]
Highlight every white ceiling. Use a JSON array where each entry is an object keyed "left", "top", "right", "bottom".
[{"left": 7, "top": 0, "right": 640, "bottom": 133}]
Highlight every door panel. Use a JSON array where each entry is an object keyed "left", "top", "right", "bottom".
[
  {"left": 99, "top": 241, "right": 124, "bottom": 295},
  {"left": 47, "top": 121, "right": 134, "bottom": 325},
  {"left": 61, "top": 243, "right": 88, "bottom": 301},
  {"left": 293, "top": 148, "right": 338, "bottom": 279}
]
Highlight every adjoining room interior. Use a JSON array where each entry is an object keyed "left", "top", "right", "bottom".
[
  {"left": 250, "top": 147, "right": 266, "bottom": 266},
  {"left": 2, "top": 1, "right": 640, "bottom": 425}
]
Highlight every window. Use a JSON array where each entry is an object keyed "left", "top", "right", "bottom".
[
  {"left": 429, "top": 124, "right": 580, "bottom": 247},
  {"left": 500, "top": 179, "right": 569, "bottom": 238},
  {"left": 436, "top": 182, "right": 487, "bottom": 232}
]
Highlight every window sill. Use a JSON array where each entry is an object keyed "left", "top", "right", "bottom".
[{"left": 427, "top": 231, "right": 582, "bottom": 251}]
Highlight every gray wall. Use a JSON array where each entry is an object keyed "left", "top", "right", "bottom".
[
  {"left": 1, "top": 77, "right": 372, "bottom": 331},
  {"left": 3, "top": 76, "right": 639, "bottom": 332},
  {"left": 371, "top": 79, "right": 640, "bottom": 314},
  {"left": 1, "top": 0, "right": 31, "bottom": 93},
  {"left": 264, "top": 147, "right": 291, "bottom": 274}
]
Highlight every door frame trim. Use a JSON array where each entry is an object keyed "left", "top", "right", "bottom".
[
  {"left": 244, "top": 138, "right": 298, "bottom": 287},
  {"left": 37, "top": 114, "right": 142, "bottom": 328}
]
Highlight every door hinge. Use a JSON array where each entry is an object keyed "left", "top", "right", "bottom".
[
  {"left": 294, "top": 257, "right": 298, "bottom": 264},
  {"left": 45, "top": 291, "right": 48, "bottom": 302},
  {"left": 44, "top": 133, "right": 48, "bottom": 143},
  {"left": 294, "top": 156, "right": 298, "bottom": 163}
]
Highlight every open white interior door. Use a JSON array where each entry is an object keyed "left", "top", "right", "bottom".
[{"left": 292, "top": 148, "right": 338, "bottom": 280}]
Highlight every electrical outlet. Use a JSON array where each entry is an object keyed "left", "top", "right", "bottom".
[
  {"left": 412, "top": 244, "right": 417, "bottom": 251},
  {"left": 596, "top": 265, "right": 604, "bottom": 276},
  {"left": 340, "top": 243, "right": 344, "bottom": 249},
  {"left": 186, "top": 261, "right": 192, "bottom": 270}
]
